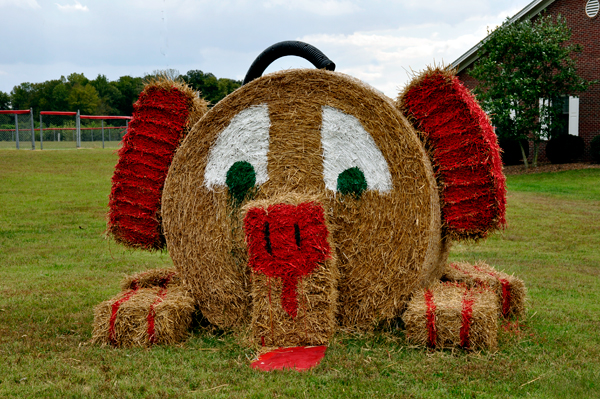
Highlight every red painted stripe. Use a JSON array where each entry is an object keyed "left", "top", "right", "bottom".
[
  {"left": 472, "top": 264, "right": 512, "bottom": 317},
  {"left": 108, "top": 286, "right": 139, "bottom": 345},
  {"left": 146, "top": 272, "right": 175, "bottom": 345},
  {"left": 460, "top": 290, "right": 474, "bottom": 349},
  {"left": 499, "top": 279, "right": 511, "bottom": 318},
  {"left": 424, "top": 289, "right": 437, "bottom": 348}
]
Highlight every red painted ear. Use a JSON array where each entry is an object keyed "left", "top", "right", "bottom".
[
  {"left": 107, "top": 80, "right": 208, "bottom": 250},
  {"left": 397, "top": 67, "right": 506, "bottom": 240}
]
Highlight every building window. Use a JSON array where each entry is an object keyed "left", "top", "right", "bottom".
[{"left": 586, "top": 0, "right": 599, "bottom": 18}]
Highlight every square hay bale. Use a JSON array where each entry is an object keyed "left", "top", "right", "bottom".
[
  {"left": 403, "top": 282, "right": 499, "bottom": 350},
  {"left": 250, "top": 266, "right": 338, "bottom": 347},
  {"left": 243, "top": 194, "right": 338, "bottom": 347},
  {"left": 443, "top": 261, "right": 526, "bottom": 319},
  {"left": 92, "top": 286, "right": 195, "bottom": 347},
  {"left": 107, "top": 76, "right": 208, "bottom": 250}
]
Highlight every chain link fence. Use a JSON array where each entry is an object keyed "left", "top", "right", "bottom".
[
  {"left": 0, "top": 110, "right": 130, "bottom": 150},
  {"left": 0, "top": 110, "right": 35, "bottom": 149}
]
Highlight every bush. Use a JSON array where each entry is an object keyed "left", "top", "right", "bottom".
[
  {"left": 591, "top": 135, "right": 600, "bottom": 164},
  {"left": 498, "top": 137, "right": 529, "bottom": 165},
  {"left": 545, "top": 134, "right": 585, "bottom": 164}
]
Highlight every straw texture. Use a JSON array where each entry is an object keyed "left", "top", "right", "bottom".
[
  {"left": 443, "top": 261, "right": 526, "bottom": 319},
  {"left": 397, "top": 67, "right": 506, "bottom": 241},
  {"left": 403, "top": 282, "right": 499, "bottom": 350},
  {"left": 107, "top": 77, "right": 208, "bottom": 250},
  {"left": 162, "top": 69, "right": 448, "bottom": 334}
]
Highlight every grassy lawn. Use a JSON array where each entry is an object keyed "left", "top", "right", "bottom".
[
  {"left": 0, "top": 141, "right": 122, "bottom": 150},
  {"left": 1, "top": 150, "right": 598, "bottom": 398}
]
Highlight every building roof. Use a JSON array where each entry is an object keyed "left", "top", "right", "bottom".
[{"left": 451, "top": 0, "right": 558, "bottom": 73}]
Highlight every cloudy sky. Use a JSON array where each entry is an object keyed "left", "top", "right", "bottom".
[{"left": 1, "top": 0, "right": 532, "bottom": 98}]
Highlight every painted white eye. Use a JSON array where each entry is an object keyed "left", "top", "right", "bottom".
[
  {"left": 320, "top": 106, "right": 392, "bottom": 194},
  {"left": 204, "top": 104, "right": 270, "bottom": 190}
]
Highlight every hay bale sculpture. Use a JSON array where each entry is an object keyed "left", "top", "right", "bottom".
[{"left": 98, "top": 41, "right": 526, "bottom": 369}]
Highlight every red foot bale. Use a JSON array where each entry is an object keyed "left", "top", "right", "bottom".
[
  {"left": 107, "top": 78, "right": 208, "bottom": 250},
  {"left": 398, "top": 67, "right": 506, "bottom": 240},
  {"left": 92, "top": 269, "right": 195, "bottom": 347},
  {"left": 443, "top": 261, "right": 526, "bottom": 319},
  {"left": 403, "top": 282, "right": 499, "bottom": 350}
]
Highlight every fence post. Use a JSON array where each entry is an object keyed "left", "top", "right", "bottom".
[
  {"left": 30, "top": 108, "right": 35, "bottom": 150},
  {"left": 101, "top": 120, "right": 105, "bottom": 149},
  {"left": 40, "top": 113, "right": 43, "bottom": 150},
  {"left": 76, "top": 109, "right": 81, "bottom": 148},
  {"left": 15, "top": 113, "right": 20, "bottom": 149}
]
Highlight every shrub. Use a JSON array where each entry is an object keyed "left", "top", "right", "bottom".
[
  {"left": 591, "top": 135, "right": 600, "bottom": 164},
  {"left": 498, "top": 137, "right": 529, "bottom": 165},
  {"left": 545, "top": 134, "right": 585, "bottom": 164}
]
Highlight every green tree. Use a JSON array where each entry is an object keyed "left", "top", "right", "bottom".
[
  {"left": 181, "top": 70, "right": 240, "bottom": 105},
  {"left": 469, "top": 15, "right": 593, "bottom": 168},
  {"left": 51, "top": 80, "right": 70, "bottom": 111},
  {"left": 67, "top": 72, "right": 89, "bottom": 87},
  {"left": 68, "top": 83, "right": 100, "bottom": 115},
  {"left": 182, "top": 70, "right": 219, "bottom": 104},
  {"left": 91, "top": 74, "right": 122, "bottom": 115},
  {"left": 217, "top": 78, "right": 242, "bottom": 102},
  {"left": 0, "top": 91, "right": 10, "bottom": 110},
  {"left": 112, "top": 76, "right": 144, "bottom": 115},
  {"left": 10, "top": 82, "right": 37, "bottom": 111}
]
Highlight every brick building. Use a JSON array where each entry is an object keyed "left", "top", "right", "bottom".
[{"left": 452, "top": 0, "right": 599, "bottom": 161}]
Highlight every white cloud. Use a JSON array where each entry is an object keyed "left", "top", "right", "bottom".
[
  {"left": 299, "top": 9, "right": 513, "bottom": 97},
  {"left": 56, "top": 0, "right": 88, "bottom": 12},
  {"left": 263, "top": 0, "right": 360, "bottom": 16},
  {"left": 0, "top": 0, "right": 40, "bottom": 8}
]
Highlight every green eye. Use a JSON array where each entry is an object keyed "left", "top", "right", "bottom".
[
  {"left": 226, "top": 161, "right": 256, "bottom": 204},
  {"left": 337, "top": 167, "right": 367, "bottom": 198}
]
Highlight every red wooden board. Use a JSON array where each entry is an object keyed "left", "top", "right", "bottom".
[{"left": 251, "top": 346, "right": 327, "bottom": 371}]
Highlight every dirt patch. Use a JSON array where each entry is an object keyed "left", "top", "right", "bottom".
[{"left": 503, "top": 162, "right": 600, "bottom": 176}]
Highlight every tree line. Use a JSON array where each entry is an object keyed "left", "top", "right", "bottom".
[{"left": 0, "top": 70, "right": 242, "bottom": 117}]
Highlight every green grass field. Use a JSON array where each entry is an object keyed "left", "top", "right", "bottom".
[
  {"left": 1, "top": 150, "right": 599, "bottom": 398},
  {"left": 0, "top": 141, "right": 122, "bottom": 150}
]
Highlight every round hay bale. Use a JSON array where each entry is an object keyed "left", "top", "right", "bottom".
[
  {"left": 107, "top": 77, "right": 208, "bottom": 250},
  {"left": 162, "top": 68, "right": 447, "bottom": 331}
]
